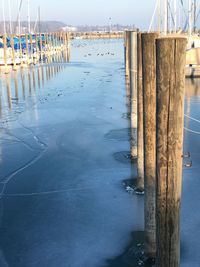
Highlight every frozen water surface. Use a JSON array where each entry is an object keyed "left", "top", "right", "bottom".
[
  {"left": 0, "top": 39, "right": 199, "bottom": 267},
  {"left": 0, "top": 39, "right": 143, "bottom": 267}
]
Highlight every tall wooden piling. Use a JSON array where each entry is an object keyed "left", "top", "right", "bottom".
[
  {"left": 11, "top": 34, "right": 17, "bottom": 70},
  {"left": 130, "top": 31, "right": 138, "bottom": 160},
  {"left": 67, "top": 32, "right": 71, "bottom": 63},
  {"left": 30, "top": 34, "right": 33, "bottom": 63},
  {"left": 124, "top": 32, "right": 127, "bottom": 73},
  {"left": 40, "top": 33, "right": 43, "bottom": 61},
  {"left": 156, "top": 37, "right": 187, "bottom": 267},
  {"left": 3, "top": 34, "right": 8, "bottom": 73},
  {"left": 19, "top": 34, "right": 23, "bottom": 64},
  {"left": 54, "top": 32, "right": 57, "bottom": 46},
  {"left": 43, "top": 33, "right": 47, "bottom": 60},
  {"left": 63, "top": 32, "right": 67, "bottom": 47},
  {"left": 25, "top": 34, "right": 30, "bottom": 65},
  {"left": 35, "top": 34, "right": 39, "bottom": 63},
  {"left": 63, "top": 32, "right": 67, "bottom": 62},
  {"left": 136, "top": 32, "right": 144, "bottom": 190},
  {"left": 50, "top": 33, "right": 53, "bottom": 54},
  {"left": 45, "top": 33, "right": 50, "bottom": 63},
  {"left": 52, "top": 33, "right": 56, "bottom": 53},
  {"left": 0, "top": 93, "right": 2, "bottom": 118},
  {"left": 125, "top": 31, "right": 131, "bottom": 78},
  {"left": 142, "top": 32, "right": 158, "bottom": 259}
]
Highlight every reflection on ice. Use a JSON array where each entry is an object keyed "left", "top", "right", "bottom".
[{"left": 0, "top": 63, "right": 66, "bottom": 125}]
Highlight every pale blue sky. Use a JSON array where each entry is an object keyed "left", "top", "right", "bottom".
[{"left": 1, "top": 0, "right": 156, "bottom": 29}]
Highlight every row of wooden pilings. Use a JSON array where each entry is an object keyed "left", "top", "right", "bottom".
[
  {"left": 125, "top": 31, "right": 187, "bottom": 267},
  {"left": 1, "top": 32, "right": 71, "bottom": 72}
]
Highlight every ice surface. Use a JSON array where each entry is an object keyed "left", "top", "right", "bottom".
[
  {"left": 0, "top": 39, "right": 144, "bottom": 267},
  {"left": 0, "top": 39, "right": 199, "bottom": 267}
]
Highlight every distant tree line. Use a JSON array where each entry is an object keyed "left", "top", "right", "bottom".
[{"left": 0, "top": 21, "right": 136, "bottom": 34}]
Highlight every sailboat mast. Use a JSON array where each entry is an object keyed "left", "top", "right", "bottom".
[
  {"left": 158, "top": 0, "right": 161, "bottom": 33},
  {"left": 164, "top": 0, "right": 168, "bottom": 34},
  {"left": 2, "top": 0, "right": 7, "bottom": 35},
  {"left": 38, "top": 6, "right": 41, "bottom": 34},
  {"left": 27, "top": 0, "right": 31, "bottom": 33},
  {"left": 193, "top": 0, "right": 197, "bottom": 32},
  {"left": 188, "top": 0, "right": 192, "bottom": 36},
  {"left": 8, "top": 0, "right": 13, "bottom": 34},
  {"left": 18, "top": 0, "right": 21, "bottom": 35},
  {"left": 174, "top": 0, "right": 177, "bottom": 32}
]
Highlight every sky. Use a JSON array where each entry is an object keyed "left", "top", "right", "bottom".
[{"left": 0, "top": 0, "right": 156, "bottom": 30}]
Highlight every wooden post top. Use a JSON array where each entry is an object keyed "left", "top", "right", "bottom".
[
  {"left": 141, "top": 32, "right": 159, "bottom": 38},
  {"left": 157, "top": 36, "right": 187, "bottom": 41}
]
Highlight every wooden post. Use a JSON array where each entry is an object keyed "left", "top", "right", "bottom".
[
  {"left": 125, "top": 31, "right": 131, "bottom": 78},
  {"left": 40, "top": 33, "right": 43, "bottom": 61},
  {"left": 136, "top": 32, "right": 144, "bottom": 191},
  {"left": 11, "top": 34, "right": 17, "bottom": 70},
  {"left": 60, "top": 32, "right": 62, "bottom": 48},
  {"left": 44, "top": 33, "right": 47, "bottom": 59},
  {"left": 19, "top": 33, "right": 23, "bottom": 65},
  {"left": 0, "top": 93, "right": 2, "bottom": 118},
  {"left": 48, "top": 33, "right": 51, "bottom": 56},
  {"left": 64, "top": 32, "right": 67, "bottom": 47},
  {"left": 25, "top": 34, "right": 30, "bottom": 65},
  {"left": 58, "top": 32, "right": 61, "bottom": 61},
  {"left": 35, "top": 33, "right": 39, "bottom": 63},
  {"left": 156, "top": 37, "right": 187, "bottom": 267},
  {"left": 52, "top": 33, "right": 56, "bottom": 54},
  {"left": 47, "top": 33, "right": 51, "bottom": 55},
  {"left": 130, "top": 31, "right": 138, "bottom": 160},
  {"left": 55, "top": 32, "right": 58, "bottom": 59},
  {"left": 67, "top": 32, "right": 71, "bottom": 63},
  {"left": 30, "top": 34, "right": 33, "bottom": 64},
  {"left": 124, "top": 32, "right": 126, "bottom": 72},
  {"left": 3, "top": 34, "right": 8, "bottom": 73},
  {"left": 50, "top": 33, "right": 53, "bottom": 57},
  {"left": 142, "top": 32, "right": 159, "bottom": 259},
  {"left": 63, "top": 32, "right": 67, "bottom": 62},
  {"left": 55, "top": 32, "right": 58, "bottom": 51},
  {"left": 46, "top": 33, "right": 50, "bottom": 63},
  {"left": 58, "top": 32, "right": 61, "bottom": 62}
]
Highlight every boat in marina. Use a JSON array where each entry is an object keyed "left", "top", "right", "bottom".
[{"left": 149, "top": 0, "right": 200, "bottom": 77}]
